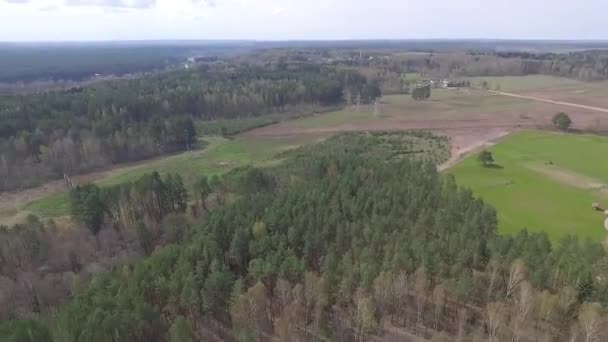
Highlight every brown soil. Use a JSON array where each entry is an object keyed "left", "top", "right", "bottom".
[{"left": 246, "top": 89, "right": 608, "bottom": 172}]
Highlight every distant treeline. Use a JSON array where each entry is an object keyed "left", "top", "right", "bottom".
[
  {"left": 0, "top": 43, "right": 247, "bottom": 83},
  {"left": 365, "top": 50, "right": 608, "bottom": 82},
  {"left": 0, "top": 63, "right": 378, "bottom": 192},
  {"left": 482, "top": 50, "right": 608, "bottom": 81},
  {"left": 4, "top": 41, "right": 608, "bottom": 84}
]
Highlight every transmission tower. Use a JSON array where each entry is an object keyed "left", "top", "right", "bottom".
[{"left": 374, "top": 99, "right": 382, "bottom": 118}]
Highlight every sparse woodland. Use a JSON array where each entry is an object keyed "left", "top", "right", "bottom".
[{"left": 2, "top": 133, "right": 608, "bottom": 341}]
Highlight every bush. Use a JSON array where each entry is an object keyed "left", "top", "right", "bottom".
[
  {"left": 552, "top": 112, "right": 572, "bottom": 131},
  {"left": 478, "top": 150, "right": 494, "bottom": 167}
]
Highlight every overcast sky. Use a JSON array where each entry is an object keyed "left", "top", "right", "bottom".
[{"left": 1, "top": 0, "right": 607, "bottom": 41}]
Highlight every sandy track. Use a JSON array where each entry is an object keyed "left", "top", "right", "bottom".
[
  {"left": 490, "top": 90, "right": 608, "bottom": 114},
  {"left": 438, "top": 128, "right": 510, "bottom": 171}
]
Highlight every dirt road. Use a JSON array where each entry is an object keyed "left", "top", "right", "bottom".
[
  {"left": 490, "top": 90, "right": 608, "bottom": 113},
  {"left": 438, "top": 129, "right": 510, "bottom": 171}
]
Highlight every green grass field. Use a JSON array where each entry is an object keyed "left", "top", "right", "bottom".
[
  {"left": 449, "top": 130, "right": 608, "bottom": 242},
  {"left": 24, "top": 135, "right": 320, "bottom": 218}
]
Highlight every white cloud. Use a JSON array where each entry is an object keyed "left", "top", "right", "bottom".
[
  {"left": 271, "top": 7, "right": 284, "bottom": 15},
  {"left": 2, "top": 0, "right": 608, "bottom": 41},
  {"left": 39, "top": 3, "right": 58, "bottom": 10},
  {"left": 64, "top": 0, "right": 156, "bottom": 9}
]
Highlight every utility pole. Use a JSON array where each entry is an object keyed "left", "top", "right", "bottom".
[
  {"left": 374, "top": 100, "right": 381, "bottom": 118},
  {"left": 184, "top": 129, "right": 191, "bottom": 151}
]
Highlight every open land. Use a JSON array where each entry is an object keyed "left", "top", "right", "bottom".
[
  {"left": 17, "top": 134, "right": 322, "bottom": 220},
  {"left": 448, "top": 130, "right": 608, "bottom": 243},
  {"left": 5, "top": 75, "right": 608, "bottom": 244}
]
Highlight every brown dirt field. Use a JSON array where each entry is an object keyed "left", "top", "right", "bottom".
[
  {"left": 515, "top": 81, "right": 608, "bottom": 109},
  {"left": 491, "top": 90, "right": 608, "bottom": 114},
  {"left": 246, "top": 88, "right": 608, "bottom": 171}
]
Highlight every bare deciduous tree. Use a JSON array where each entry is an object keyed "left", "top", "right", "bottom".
[
  {"left": 578, "top": 302, "right": 602, "bottom": 342},
  {"left": 354, "top": 288, "right": 379, "bottom": 340},
  {"left": 486, "top": 258, "right": 502, "bottom": 300},
  {"left": 505, "top": 258, "right": 526, "bottom": 300},
  {"left": 557, "top": 286, "right": 578, "bottom": 335},
  {"left": 456, "top": 308, "right": 468, "bottom": 342},
  {"left": 538, "top": 290, "right": 558, "bottom": 323},
  {"left": 392, "top": 271, "right": 408, "bottom": 326},
  {"left": 486, "top": 302, "right": 505, "bottom": 342},
  {"left": 432, "top": 283, "right": 447, "bottom": 331},
  {"left": 513, "top": 280, "right": 535, "bottom": 342},
  {"left": 414, "top": 268, "right": 429, "bottom": 335},
  {"left": 274, "top": 279, "right": 292, "bottom": 315},
  {"left": 373, "top": 271, "right": 395, "bottom": 327}
]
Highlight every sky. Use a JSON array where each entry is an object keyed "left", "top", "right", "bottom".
[{"left": 1, "top": 0, "right": 608, "bottom": 42}]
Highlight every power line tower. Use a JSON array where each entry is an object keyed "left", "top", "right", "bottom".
[{"left": 374, "top": 99, "right": 382, "bottom": 118}]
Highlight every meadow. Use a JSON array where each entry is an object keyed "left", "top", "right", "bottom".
[
  {"left": 449, "top": 130, "right": 608, "bottom": 242},
  {"left": 24, "top": 134, "right": 321, "bottom": 218}
]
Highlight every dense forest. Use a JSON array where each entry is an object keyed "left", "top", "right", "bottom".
[
  {"left": 1, "top": 132, "right": 607, "bottom": 341},
  {"left": 0, "top": 42, "right": 250, "bottom": 83},
  {"left": 0, "top": 63, "right": 378, "bottom": 192}
]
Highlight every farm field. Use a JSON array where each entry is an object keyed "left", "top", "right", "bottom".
[
  {"left": 469, "top": 75, "right": 608, "bottom": 116},
  {"left": 467, "top": 75, "right": 587, "bottom": 92},
  {"left": 448, "top": 130, "right": 608, "bottom": 243},
  {"left": 250, "top": 83, "right": 608, "bottom": 139}
]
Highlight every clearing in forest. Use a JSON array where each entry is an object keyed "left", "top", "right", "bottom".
[
  {"left": 21, "top": 134, "right": 322, "bottom": 220},
  {"left": 20, "top": 131, "right": 449, "bottom": 220},
  {"left": 448, "top": 130, "right": 608, "bottom": 242}
]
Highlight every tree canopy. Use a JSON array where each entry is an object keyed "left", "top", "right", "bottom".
[
  {"left": 552, "top": 112, "right": 572, "bottom": 131},
  {"left": 478, "top": 150, "right": 495, "bottom": 167},
  {"left": 412, "top": 85, "right": 431, "bottom": 100},
  {"left": 3, "top": 132, "right": 608, "bottom": 341}
]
